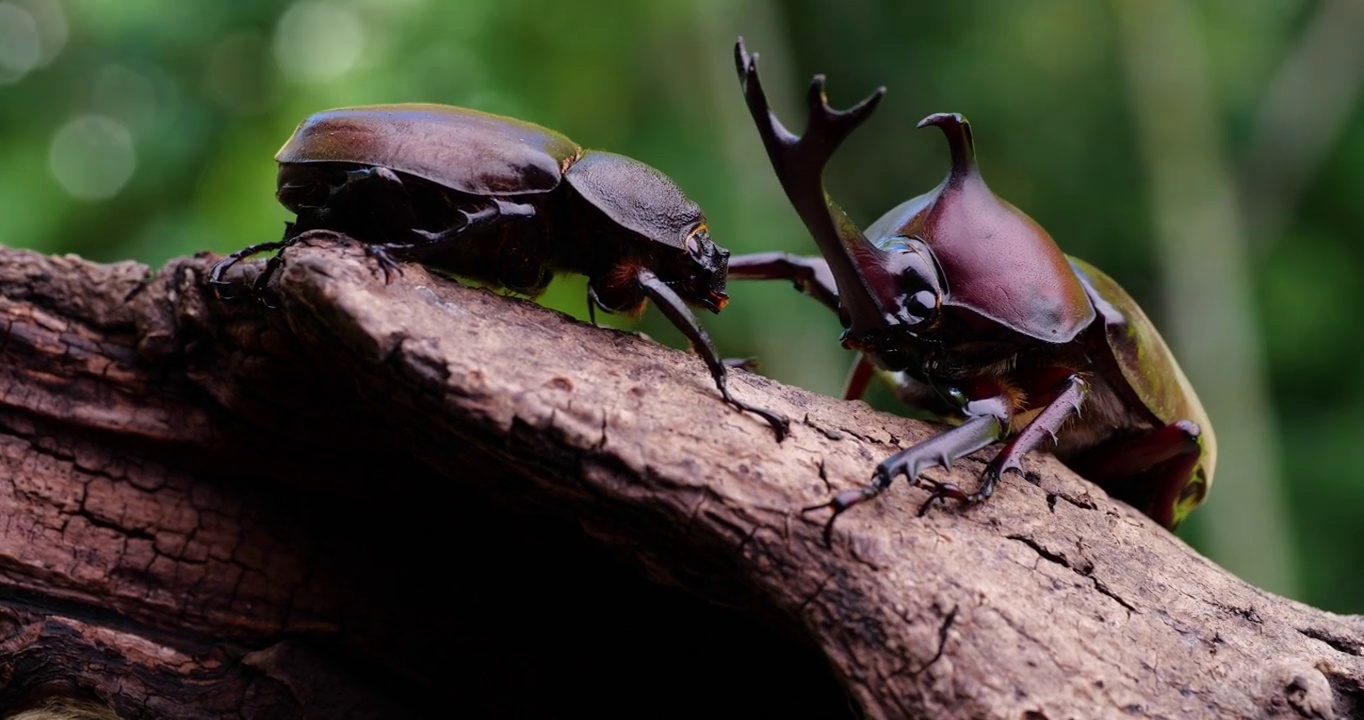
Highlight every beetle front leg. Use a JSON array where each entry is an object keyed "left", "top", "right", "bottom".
[
  {"left": 805, "top": 395, "right": 1010, "bottom": 545},
  {"left": 923, "top": 375, "right": 1089, "bottom": 511},
  {"left": 726, "top": 252, "right": 841, "bottom": 314},
  {"left": 634, "top": 269, "right": 790, "bottom": 441}
]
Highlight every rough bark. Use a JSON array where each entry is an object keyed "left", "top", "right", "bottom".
[{"left": 0, "top": 237, "right": 1359, "bottom": 719}]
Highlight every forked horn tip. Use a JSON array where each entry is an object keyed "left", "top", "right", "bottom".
[
  {"left": 734, "top": 37, "right": 757, "bottom": 72},
  {"left": 854, "top": 86, "right": 888, "bottom": 114}
]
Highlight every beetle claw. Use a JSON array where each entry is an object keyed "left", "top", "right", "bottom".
[
  {"left": 363, "top": 245, "right": 405, "bottom": 284},
  {"left": 801, "top": 486, "right": 872, "bottom": 547}
]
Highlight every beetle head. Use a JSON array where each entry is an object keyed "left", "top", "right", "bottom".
[
  {"left": 567, "top": 151, "right": 730, "bottom": 312},
  {"left": 876, "top": 235, "right": 944, "bottom": 328},
  {"left": 858, "top": 113, "right": 1095, "bottom": 344},
  {"left": 671, "top": 221, "right": 731, "bottom": 312},
  {"left": 837, "top": 232, "right": 945, "bottom": 354}
]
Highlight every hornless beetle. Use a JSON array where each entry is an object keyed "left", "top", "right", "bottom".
[{"left": 208, "top": 104, "right": 789, "bottom": 440}]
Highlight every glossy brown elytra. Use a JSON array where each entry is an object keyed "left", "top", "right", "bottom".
[
  {"left": 208, "top": 104, "right": 788, "bottom": 440},
  {"left": 726, "top": 39, "right": 1214, "bottom": 541}
]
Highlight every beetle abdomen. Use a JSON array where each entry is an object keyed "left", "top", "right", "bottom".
[{"left": 275, "top": 104, "right": 581, "bottom": 197}]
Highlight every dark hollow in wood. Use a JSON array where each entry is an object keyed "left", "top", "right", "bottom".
[{"left": 0, "top": 238, "right": 1359, "bottom": 719}]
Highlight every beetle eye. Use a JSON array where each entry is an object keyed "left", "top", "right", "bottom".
[
  {"left": 883, "top": 236, "right": 943, "bottom": 326},
  {"left": 684, "top": 225, "right": 709, "bottom": 257},
  {"left": 905, "top": 290, "right": 936, "bottom": 318}
]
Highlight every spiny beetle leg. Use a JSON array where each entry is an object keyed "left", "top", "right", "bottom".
[
  {"left": 842, "top": 356, "right": 877, "bottom": 401},
  {"left": 586, "top": 285, "right": 605, "bottom": 327},
  {"left": 636, "top": 268, "right": 789, "bottom": 441},
  {"left": 724, "top": 251, "right": 860, "bottom": 396},
  {"left": 920, "top": 375, "right": 1090, "bottom": 511},
  {"left": 805, "top": 408, "right": 1005, "bottom": 546}
]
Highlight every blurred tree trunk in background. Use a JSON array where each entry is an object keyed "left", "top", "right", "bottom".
[{"left": 1112, "top": 0, "right": 1296, "bottom": 597}]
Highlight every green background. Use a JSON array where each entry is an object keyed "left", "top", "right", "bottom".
[{"left": 3, "top": 0, "right": 1361, "bottom": 612}]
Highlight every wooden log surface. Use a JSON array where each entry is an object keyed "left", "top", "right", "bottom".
[{"left": 0, "top": 237, "right": 1359, "bottom": 719}]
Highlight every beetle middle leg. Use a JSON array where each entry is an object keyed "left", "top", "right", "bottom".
[
  {"left": 803, "top": 395, "right": 1010, "bottom": 546},
  {"left": 362, "top": 198, "right": 538, "bottom": 283},
  {"left": 634, "top": 268, "right": 790, "bottom": 441},
  {"left": 918, "top": 375, "right": 1089, "bottom": 512}
]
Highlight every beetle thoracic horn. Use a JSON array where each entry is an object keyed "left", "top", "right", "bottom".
[{"left": 917, "top": 113, "right": 977, "bottom": 180}]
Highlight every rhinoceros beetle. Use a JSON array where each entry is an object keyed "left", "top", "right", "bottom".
[
  {"left": 728, "top": 39, "right": 1214, "bottom": 541},
  {"left": 208, "top": 103, "right": 788, "bottom": 440}
]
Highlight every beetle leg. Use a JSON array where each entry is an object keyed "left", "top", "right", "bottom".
[
  {"left": 586, "top": 284, "right": 605, "bottom": 327},
  {"left": 240, "top": 229, "right": 344, "bottom": 305},
  {"left": 1065, "top": 420, "right": 1204, "bottom": 529},
  {"left": 841, "top": 356, "right": 877, "bottom": 401},
  {"left": 726, "top": 252, "right": 841, "bottom": 314},
  {"left": 803, "top": 394, "right": 1011, "bottom": 546},
  {"left": 921, "top": 375, "right": 1090, "bottom": 511},
  {"left": 635, "top": 268, "right": 790, "bottom": 441},
  {"left": 363, "top": 199, "right": 537, "bottom": 282},
  {"left": 207, "top": 240, "right": 289, "bottom": 300}
]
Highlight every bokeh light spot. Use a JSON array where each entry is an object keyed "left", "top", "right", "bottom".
[
  {"left": 273, "top": 1, "right": 365, "bottom": 83},
  {"left": 0, "top": 2, "right": 41, "bottom": 84},
  {"left": 21, "top": 0, "right": 66, "bottom": 67},
  {"left": 49, "top": 114, "right": 137, "bottom": 201}
]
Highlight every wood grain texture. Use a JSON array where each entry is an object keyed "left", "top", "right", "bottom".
[{"left": 0, "top": 237, "right": 1359, "bottom": 719}]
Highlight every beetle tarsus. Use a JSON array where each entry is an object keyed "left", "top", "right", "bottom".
[
  {"left": 208, "top": 239, "right": 289, "bottom": 300},
  {"left": 808, "top": 409, "right": 1005, "bottom": 541},
  {"left": 718, "top": 384, "right": 790, "bottom": 442},
  {"left": 363, "top": 245, "right": 406, "bottom": 284},
  {"left": 802, "top": 483, "right": 886, "bottom": 546}
]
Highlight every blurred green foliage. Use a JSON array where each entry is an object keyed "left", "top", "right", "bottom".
[{"left": 3, "top": 0, "right": 1362, "bottom": 611}]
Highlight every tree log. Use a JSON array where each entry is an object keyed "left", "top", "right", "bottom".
[{"left": 0, "top": 237, "right": 1359, "bottom": 719}]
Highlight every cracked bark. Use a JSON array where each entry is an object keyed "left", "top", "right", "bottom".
[{"left": 0, "top": 238, "right": 1360, "bottom": 720}]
